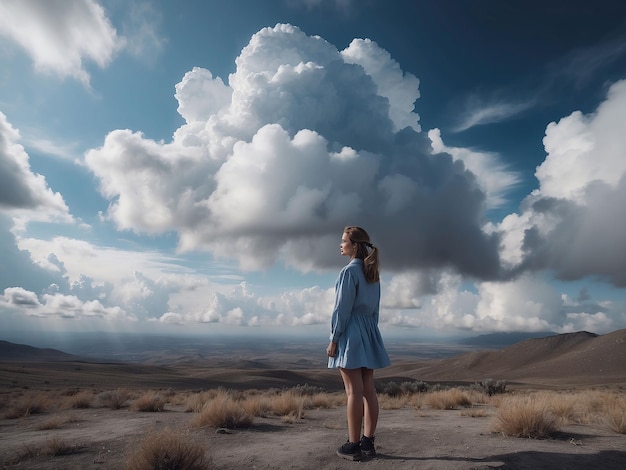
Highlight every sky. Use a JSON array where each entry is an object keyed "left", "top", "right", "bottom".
[{"left": 1, "top": 0, "right": 626, "bottom": 345}]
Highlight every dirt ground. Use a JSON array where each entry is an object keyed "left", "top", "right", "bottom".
[{"left": 1, "top": 401, "right": 625, "bottom": 470}]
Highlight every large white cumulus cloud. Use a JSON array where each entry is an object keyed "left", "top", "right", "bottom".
[
  {"left": 86, "top": 24, "right": 502, "bottom": 279},
  {"left": 496, "top": 80, "right": 626, "bottom": 286}
]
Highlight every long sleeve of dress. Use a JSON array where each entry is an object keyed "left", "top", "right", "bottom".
[{"left": 329, "top": 267, "right": 356, "bottom": 342}]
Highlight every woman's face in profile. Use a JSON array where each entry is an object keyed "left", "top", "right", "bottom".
[{"left": 340, "top": 232, "right": 355, "bottom": 258}]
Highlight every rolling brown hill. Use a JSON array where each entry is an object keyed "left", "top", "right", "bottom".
[{"left": 394, "top": 329, "right": 626, "bottom": 387}]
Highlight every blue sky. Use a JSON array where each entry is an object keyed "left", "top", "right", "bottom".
[{"left": 1, "top": 0, "right": 626, "bottom": 343}]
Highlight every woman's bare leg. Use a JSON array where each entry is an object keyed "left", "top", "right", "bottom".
[
  {"left": 361, "top": 368, "right": 378, "bottom": 437},
  {"left": 339, "top": 367, "right": 363, "bottom": 443}
]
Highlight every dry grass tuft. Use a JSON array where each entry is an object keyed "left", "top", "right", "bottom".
[
  {"left": 240, "top": 395, "right": 272, "bottom": 417},
  {"left": 131, "top": 391, "right": 167, "bottom": 412},
  {"left": 280, "top": 412, "right": 302, "bottom": 424},
  {"left": 544, "top": 392, "right": 581, "bottom": 424},
  {"left": 191, "top": 393, "right": 253, "bottom": 429},
  {"left": 411, "top": 394, "right": 425, "bottom": 410},
  {"left": 460, "top": 407, "right": 488, "bottom": 418},
  {"left": 4, "top": 392, "right": 49, "bottom": 419},
  {"left": 466, "top": 389, "right": 491, "bottom": 405},
  {"left": 202, "top": 388, "right": 342, "bottom": 419},
  {"left": 268, "top": 390, "right": 305, "bottom": 418},
  {"left": 2, "top": 443, "right": 39, "bottom": 466},
  {"left": 380, "top": 394, "right": 410, "bottom": 410},
  {"left": 187, "top": 386, "right": 327, "bottom": 425},
  {"left": 492, "top": 394, "right": 560, "bottom": 438},
  {"left": 183, "top": 391, "right": 216, "bottom": 413},
  {"left": 166, "top": 390, "right": 188, "bottom": 407},
  {"left": 306, "top": 392, "right": 343, "bottom": 409},
  {"left": 572, "top": 390, "right": 622, "bottom": 425},
  {"left": 602, "top": 397, "right": 626, "bottom": 434},
  {"left": 37, "top": 415, "right": 79, "bottom": 431},
  {"left": 424, "top": 389, "right": 472, "bottom": 410},
  {"left": 125, "top": 428, "right": 211, "bottom": 470},
  {"left": 45, "top": 435, "right": 76, "bottom": 456},
  {"left": 65, "top": 390, "right": 95, "bottom": 409},
  {"left": 509, "top": 390, "right": 626, "bottom": 432}
]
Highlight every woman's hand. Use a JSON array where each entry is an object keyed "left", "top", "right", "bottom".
[{"left": 327, "top": 341, "right": 337, "bottom": 357}]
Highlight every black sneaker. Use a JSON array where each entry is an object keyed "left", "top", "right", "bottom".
[
  {"left": 360, "top": 435, "right": 376, "bottom": 457},
  {"left": 336, "top": 440, "right": 362, "bottom": 461}
]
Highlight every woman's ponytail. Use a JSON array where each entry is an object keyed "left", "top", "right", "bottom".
[{"left": 344, "top": 226, "right": 380, "bottom": 283}]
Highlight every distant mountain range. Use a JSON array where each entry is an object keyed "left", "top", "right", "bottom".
[
  {"left": 0, "top": 340, "right": 76, "bottom": 361},
  {"left": 1, "top": 329, "right": 624, "bottom": 390},
  {"left": 455, "top": 331, "right": 558, "bottom": 347}
]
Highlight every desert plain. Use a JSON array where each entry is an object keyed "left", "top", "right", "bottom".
[{"left": 1, "top": 329, "right": 625, "bottom": 469}]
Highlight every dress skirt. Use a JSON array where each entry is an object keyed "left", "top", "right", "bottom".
[{"left": 328, "top": 312, "right": 390, "bottom": 369}]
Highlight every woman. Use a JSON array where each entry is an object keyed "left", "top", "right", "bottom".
[{"left": 326, "top": 226, "right": 391, "bottom": 461}]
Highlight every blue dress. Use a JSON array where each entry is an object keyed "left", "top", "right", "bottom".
[{"left": 328, "top": 258, "right": 391, "bottom": 370}]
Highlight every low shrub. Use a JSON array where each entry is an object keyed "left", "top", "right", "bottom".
[
  {"left": 472, "top": 379, "right": 507, "bottom": 396},
  {"left": 379, "top": 381, "right": 402, "bottom": 397},
  {"left": 291, "top": 384, "right": 325, "bottom": 396},
  {"left": 97, "top": 388, "right": 131, "bottom": 410},
  {"left": 401, "top": 381, "right": 429, "bottom": 394},
  {"left": 380, "top": 380, "right": 430, "bottom": 396}
]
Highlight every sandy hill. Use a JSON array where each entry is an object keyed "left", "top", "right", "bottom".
[{"left": 397, "top": 329, "right": 626, "bottom": 387}]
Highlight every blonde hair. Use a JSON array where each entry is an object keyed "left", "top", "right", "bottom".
[{"left": 344, "top": 226, "right": 380, "bottom": 283}]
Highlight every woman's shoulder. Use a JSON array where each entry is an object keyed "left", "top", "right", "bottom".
[
  {"left": 343, "top": 258, "right": 363, "bottom": 271},
  {"left": 340, "top": 259, "right": 364, "bottom": 278}
]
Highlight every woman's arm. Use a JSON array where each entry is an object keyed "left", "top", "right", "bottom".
[{"left": 329, "top": 268, "right": 357, "bottom": 342}]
